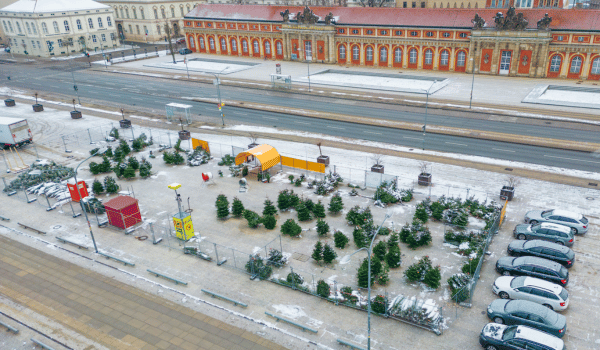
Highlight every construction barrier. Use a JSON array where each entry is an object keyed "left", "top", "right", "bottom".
[{"left": 280, "top": 156, "right": 325, "bottom": 174}]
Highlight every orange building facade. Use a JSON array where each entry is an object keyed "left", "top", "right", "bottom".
[{"left": 183, "top": 5, "right": 600, "bottom": 80}]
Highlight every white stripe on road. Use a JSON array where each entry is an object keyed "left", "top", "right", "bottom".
[
  {"left": 294, "top": 121, "right": 310, "bottom": 125},
  {"left": 262, "top": 116, "right": 278, "bottom": 120},
  {"left": 445, "top": 142, "right": 468, "bottom": 147},
  {"left": 327, "top": 126, "right": 345, "bottom": 130},
  {"left": 364, "top": 131, "right": 382, "bottom": 135},
  {"left": 544, "top": 155, "right": 600, "bottom": 164},
  {"left": 493, "top": 148, "right": 515, "bottom": 153},
  {"left": 403, "top": 136, "right": 422, "bottom": 141}
]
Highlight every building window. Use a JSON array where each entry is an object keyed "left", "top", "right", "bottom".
[
  {"left": 304, "top": 40, "right": 311, "bottom": 57},
  {"left": 380, "top": 30, "right": 387, "bottom": 35},
  {"left": 161, "top": 8, "right": 166, "bottom": 19},
  {"left": 107, "top": 17, "right": 112, "bottom": 27},
  {"left": 549, "top": 55, "right": 561, "bottom": 72},
  {"left": 265, "top": 41, "right": 271, "bottom": 54},
  {"left": 366, "top": 46, "right": 373, "bottom": 61},
  {"left": 58, "top": 39, "right": 63, "bottom": 47},
  {"left": 459, "top": 33, "right": 467, "bottom": 38},
  {"left": 395, "top": 30, "right": 402, "bottom": 36},
  {"left": 457, "top": 51, "right": 466, "bottom": 67},
  {"left": 76, "top": 19, "right": 82, "bottom": 30},
  {"left": 352, "top": 29, "right": 359, "bottom": 34},
  {"left": 52, "top": 21, "right": 59, "bottom": 33},
  {"left": 403, "top": 1, "right": 407, "bottom": 7},
  {"left": 136, "top": 25, "right": 140, "bottom": 34},
  {"left": 140, "top": 8, "right": 145, "bottom": 19},
  {"left": 120, "top": 8, "right": 124, "bottom": 18},
  {"left": 578, "top": 37, "right": 584, "bottom": 42},
  {"left": 187, "top": 5, "right": 191, "bottom": 13},
  {"left": 421, "top": 1, "right": 426, "bottom": 7},
  {"left": 221, "top": 37, "right": 227, "bottom": 51},
  {"left": 31, "top": 40, "right": 35, "bottom": 48},
  {"left": 128, "top": 25, "right": 132, "bottom": 33},
  {"left": 412, "top": 1, "right": 416, "bottom": 7},
  {"left": 171, "top": 7, "right": 175, "bottom": 18},
  {"left": 180, "top": 7, "right": 185, "bottom": 16},
  {"left": 125, "top": 8, "right": 129, "bottom": 18},
  {"left": 32, "top": 23, "right": 37, "bottom": 34},
  {"left": 200, "top": 37, "right": 205, "bottom": 49},
  {"left": 157, "top": 25, "right": 161, "bottom": 35},
  {"left": 110, "top": 33, "right": 115, "bottom": 41},
  {"left": 424, "top": 49, "right": 433, "bottom": 64},
  {"left": 15, "top": 22, "right": 22, "bottom": 34},
  {"left": 133, "top": 8, "right": 137, "bottom": 19},
  {"left": 591, "top": 58, "right": 600, "bottom": 75},
  {"left": 143, "top": 25, "right": 147, "bottom": 35},
  {"left": 88, "top": 18, "right": 94, "bottom": 29},
  {"left": 410, "top": 31, "right": 418, "bottom": 36},
  {"left": 101, "top": 34, "right": 106, "bottom": 41},
  {"left": 254, "top": 40, "right": 260, "bottom": 54},
  {"left": 25, "top": 22, "right": 31, "bottom": 34},
  {"left": 41, "top": 22, "right": 47, "bottom": 34},
  {"left": 339, "top": 29, "right": 345, "bottom": 34},
  {"left": 37, "top": 40, "right": 41, "bottom": 48},
  {"left": 339, "top": 45, "right": 346, "bottom": 59},
  {"left": 570, "top": 56, "right": 582, "bottom": 74},
  {"left": 154, "top": 9, "right": 158, "bottom": 19},
  {"left": 63, "top": 20, "right": 69, "bottom": 32},
  {"left": 242, "top": 39, "right": 247, "bottom": 52},
  {"left": 352, "top": 45, "right": 359, "bottom": 60},
  {"left": 232, "top": 39, "right": 237, "bottom": 51},
  {"left": 380, "top": 47, "right": 387, "bottom": 62},
  {"left": 409, "top": 48, "right": 417, "bottom": 64},
  {"left": 394, "top": 47, "right": 402, "bottom": 63},
  {"left": 426, "top": 31, "right": 434, "bottom": 37},
  {"left": 440, "top": 50, "right": 449, "bottom": 65},
  {"left": 276, "top": 41, "right": 282, "bottom": 55},
  {"left": 98, "top": 17, "right": 103, "bottom": 28},
  {"left": 556, "top": 36, "right": 563, "bottom": 41},
  {"left": 443, "top": 32, "right": 451, "bottom": 38},
  {"left": 92, "top": 35, "right": 97, "bottom": 43},
  {"left": 366, "top": 30, "right": 373, "bottom": 35},
  {"left": 209, "top": 37, "right": 215, "bottom": 50}
]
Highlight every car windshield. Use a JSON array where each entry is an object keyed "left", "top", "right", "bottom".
[
  {"left": 559, "top": 288, "right": 568, "bottom": 301},
  {"left": 560, "top": 266, "right": 568, "bottom": 278},
  {"left": 544, "top": 310, "right": 558, "bottom": 324},
  {"left": 502, "top": 326, "right": 518, "bottom": 341},
  {"left": 541, "top": 210, "right": 552, "bottom": 218},
  {"left": 581, "top": 216, "right": 588, "bottom": 224},
  {"left": 510, "top": 277, "right": 525, "bottom": 288},
  {"left": 531, "top": 224, "right": 541, "bottom": 231}
]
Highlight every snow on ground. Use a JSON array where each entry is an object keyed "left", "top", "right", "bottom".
[
  {"left": 539, "top": 89, "right": 600, "bottom": 106},
  {"left": 272, "top": 305, "right": 307, "bottom": 319},
  {"left": 296, "top": 72, "right": 448, "bottom": 93},
  {"left": 51, "top": 46, "right": 134, "bottom": 61},
  {"left": 144, "top": 59, "right": 256, "bottom": 74}
]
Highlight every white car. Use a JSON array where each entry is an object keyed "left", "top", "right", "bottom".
[{"left": 492, "top": 276, "right": 569, "bottom": 311}]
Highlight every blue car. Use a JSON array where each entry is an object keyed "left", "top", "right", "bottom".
[
  {"left": 479, "top": 323, "right": 565, "bottom": 350},
  {"left": 486, "top": 299, "right": 567, "bottom": 338}
]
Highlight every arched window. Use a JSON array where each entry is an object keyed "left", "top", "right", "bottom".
[
  {"left": 161, "top": 8, "right": 166, "bottom": 19},
  {"left": 52, "top": 21, "right": 59, "bottom": 33},
  {"left": 352, "top": 45, "right": 359, "bottom": 60},
  {"left": 440, "top": 50, "right": 449, "bottom": 65},
  {"left": 31, "top": 22, "right": 37, "bottom": 34},
  {"left": 242, "top": 39, "right": 248, "bottom": 53},
  {"left": 394, "top": 48, "right": 402, "bottom": 63},
  {"left": 570, "top": 56, "right": 582, "bottom": 74},
  {"left": 171, "top": 7, "right": 175, "bottom": 18},
  {"left": 1, "top": 21, "right": 7, "bottom": 33},
  {"left": 549, "top": 55, "right": 562, "bottom": 72},
  {"left": 41, "top": 22, "right": 47, "bottom": 34},
  {"left": 16, "top": 22, "right": 21, "bottom": 33},
  {"left": 189, "top": 37, "right": 195, "bottom": 48},
  {"left": 265, "top": 41, "right": 271, "bottom": 55},
  {"left": 25, "top": 22, "right": 31, "bottom": 34},
  {"left": 115, "top": 7, "right": 119, "bottom": 18},
  {"left": 98, "top": 17, "right": 103, "bottom": 28},
  {"left": 133, "top": 8, "right": 137, "bottom": 19},
  {"left": 592, "top": 57, "right": 600, "bottom": 75},
  {"left": 425, "top": 49, "right": 433, "bottom": 65},
  {"left": 220, "top": 37, "right": 227, "bottom": 51},
  {"left": 276, "top": 41, "right": 282, "bottom": 55},
  {"left": 199, "top": 36, "right": 205, "bottom": 49},
  {"left": 125, "top": 8, "right": 129, "bottom": 18},
  {"left": 457, "top": 51, "right": 466, "bottom": 67},
  {"left": 107, "top": 16, "right": 112, "bottom": 27},
  {"left": 76, "top": 19, "right": 82, "bottom": 30},
  {"left": 409, "top": 48, "right": 417, "bottom": 64},
  {"left": 232, "top": 39, "right": 237, "bottom": 51},
  {"left": 253, "top": 40, "right": 259, "bottom": 54},
  {"left": 187, "top": 5, "right": 191, "bottom": 13},
  {"left": 366, "top": 46, "right": 373, "bottom": 61},
  {"left": 339, "top": 45, "right": 346, "bottom": 59},
  {"left": 64, "top": 20, "right": 70, "bottom": 31},
  {"left": 154, "top": 9, "right": 158, "bottom": 19},
  {"left": 380, "top": 46, "right": 387, "bottom": 62},
  {"left": 88, "top": 18, "right": 94, "bottom": 29},
  {"left": 120, "top": 8, "right": 125, "bottom": 18},
  {"left": 140, "top": 8, "right": 145, "bottom": 19},
  {"left": 209, "top": 37, "right": 215, "bottom": 50}
]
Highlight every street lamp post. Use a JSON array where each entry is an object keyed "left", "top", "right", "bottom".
[
  {"left": 469, "top": 57, "right": 476, "bottom": 109},
  {"left": 211, "top": 66, "right": 229, "bottom": 126},
  {"left": 73, "top": 147, "right": 107, "bottom": 253},
  {"left": 306, "top": 56, "right": 312, "bottom": 92},
  {"left": 422, "top": 80, "right": 437, "bottom": 151},
  {"left": 343, "top": 213, "right": 391, "bottom": 350}
]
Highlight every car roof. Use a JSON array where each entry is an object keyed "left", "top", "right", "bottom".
[
  {"left": 540, "top": 222, "right": 571, "bottom": 234},
  {"left": 523, "top": 240, "right": 571, "bottom": 254},
  {"left": 515, "top": 326, "right": 564, "bottom": 349},
  {"left": 506, "top": 300, "right": 549, "bottom": 317},
  {"left": 515, "top": 256, "right": 562, "bottom": 270},
  {"left": 550, "top": 209, "right": 583, "bottom": 220},
  {"left": 523, "top": 277, "right": 563, "bottom": 294}
]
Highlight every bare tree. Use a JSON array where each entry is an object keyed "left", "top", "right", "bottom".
[
  {"left": 248, "top": 132, "right": 259, "bottom": 145},
  {"left": 505, "top": 175, "right": 520, "bottom": 189},
  {"left": 359, "top": 0, "right": 387, "bottom": 7},
  {"left": 163, "top": 21, "right": 176, "bottom": 64},
  {"left": 371, "top": 154, "right": 384, "bottom": 166},
  {"left": 419, "top": 161, "right": 429, "bottom": 175}
]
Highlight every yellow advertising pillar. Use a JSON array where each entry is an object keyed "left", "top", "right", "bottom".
[{"left": 173, "top": 211, "right": 194, "bottom": 241}]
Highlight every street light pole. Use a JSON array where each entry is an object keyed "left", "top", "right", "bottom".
[
  {"left": 422, "top": 80, "right": 437, "bottom": 151},
  {"left": 469, "top": 57, "right": 476, "bottom": 109},
  {"left": 211, "top": 66, "right": 229, "bottom": 126}
]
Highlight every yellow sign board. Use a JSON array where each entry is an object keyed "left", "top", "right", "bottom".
[{"left": 173, "top": 212, "right": 194, "bottom": 241}]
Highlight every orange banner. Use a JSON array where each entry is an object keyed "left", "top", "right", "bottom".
[
  {"left": 280, "top": 156, "right": 325, "bottom": 173},
  {"left": 499, "top": 200, "right": 508, "bottom": 227},
  {"left": 191, "top": 138, "right": 210, "bottom": 153}
]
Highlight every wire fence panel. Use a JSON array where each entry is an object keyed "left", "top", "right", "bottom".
[
  {"left": 365, "top": 172, "right": 397, "bottom": 189},
  {"left": 333, "top": 165, "right": 365, "bottom": 188}
]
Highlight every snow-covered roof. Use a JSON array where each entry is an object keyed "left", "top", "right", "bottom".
[
  {"left": 551, "top": 209, "right": 583, "bottom": 220},
  {"left": 540, "top": 222, "right": 572, "bottom": 234},
  {"left": 1, "top": 0, "right": 109, "bottom": 14}
]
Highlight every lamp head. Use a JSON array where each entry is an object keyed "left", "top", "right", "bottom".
[{"left": 168, "top": 183, "right": 182, "bottom": 191}]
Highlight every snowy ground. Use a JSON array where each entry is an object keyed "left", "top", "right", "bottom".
[
  {"left": 50, "top": 45, "right": 135, "bottom": 61},
  {"left": 143, "top": 57, "right": 258, "bottom": 74},
  {"left": 522, "top": 84, "right": 600, "bottom": 110}
]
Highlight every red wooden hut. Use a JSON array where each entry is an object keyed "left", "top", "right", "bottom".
[{"left": 104, "top": 195, "right": 142, "bottom": 229}]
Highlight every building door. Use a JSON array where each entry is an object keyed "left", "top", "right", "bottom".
[{"left": 499, "top": 51, "right": 512, "bottom": 75}]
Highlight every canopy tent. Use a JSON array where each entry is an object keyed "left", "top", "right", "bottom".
[{"left": 235, "top": 144, "right": 280, "bottom": 171}]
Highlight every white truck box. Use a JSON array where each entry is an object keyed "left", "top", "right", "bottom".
[{"left": 0, "top": 117, "right": 32, "bottom": 147}]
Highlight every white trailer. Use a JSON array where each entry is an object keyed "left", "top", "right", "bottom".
[{"left": 0, "top": 117, "right": 32, "bottom": 148}]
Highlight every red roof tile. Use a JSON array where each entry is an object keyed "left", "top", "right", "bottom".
[
  {"left": 104, "top": 195, "right": 138, "bottom": 211},
  {"left": 186, "top": 5, "right": 600, "bottom": 31}
]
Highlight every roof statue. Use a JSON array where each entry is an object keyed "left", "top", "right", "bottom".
[
  {"left": 537, "top": 13, "right": 552, "bottom": 30},
  {"left": 296, "top": 6, "right": 319, "bottom": 25},
  {"left": 472, "top": 13, "right": 485, "bottom": 29},
  {"left": 493, "top": 7, "right": 528, "bottom": 31},
  {"left": 280, "top": 9, "right": 290, "bottom": 23},
  {"left": 325, "top": 12, "right": 335, "bottom": 25}
]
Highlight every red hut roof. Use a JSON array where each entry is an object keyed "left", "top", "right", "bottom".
[{"left": 104, "top": 195, "right": 138, "bottom": 210}]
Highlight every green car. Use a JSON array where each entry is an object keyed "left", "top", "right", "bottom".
[
  {"left": 513, "top": 223, "right": 574, "bottom": 247},
  {"left": 486, "top": 299, "right": 567, "bottom": 338}
]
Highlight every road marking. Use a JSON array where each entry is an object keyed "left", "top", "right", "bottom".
[
  {"left": 493, "top": 148, "right": 515, "bottom": 153},
  {"left": 294, "top": 121, "right": 310, "bottom": 125},
  {"left": 50, "top": 85, "right": 60, "bottom": 88},
  {"left": 263, "top": 116, "right": 278, "bottom": 120},
  {"left": 403, "top": 136, "right": 423, "bottom": 141},
  {"left": 364, "top": 131, "right": 382, "bottom": 135},
  {"left": 543, "top": 155, "right": 600, "bottom": 164},
  {"left": 445, "top": 142, "right": 468, "bottom": 147},
  {"left": 131, "top": 97, "right": 144, "bottom": 101},
  {"left": 327, "top": 126, "right": 345, "bottom": 130}
]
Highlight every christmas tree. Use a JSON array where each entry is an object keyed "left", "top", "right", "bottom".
[
  {"left": 296, "top": 201, "right": 311, "bottom": 221},
  {"left": 103, "top": 176, "right": 119, "bottom": 194},
  {"left": 334, "top": 230, "right": 349, "bottom": 249},
  {"left": 216, "top": 194, "right": 229, "bottom": 219},
  {"left": 262, "top": 214, "right": 277, "bottom": 230},
  {"left": 353, "top": 228, "right": 368, "bottom": 248},
  {"left": 243, "top": 210, "right": 261, "bottom": 228},
  {"left": 139, "top": 159, "right": 152, "bottom": 178},
  {"left": 328, "top": 193, "right": 344, "bottom": 214},
  {"left": 322, "top": 243, "right": 337, "bottom": 264},
  {"left": 373, "top": 241, "right": 387, "bottom": 261},
  {"left": 92, "top": 179, "right": 104, "bottom": 194},
  {"left": 277, "top": 190, "right": 291, "bottom": 211},
  {"left": 385, "top": 244, "right": 402, "bottom": 268},
  {"left": 387, "top": 231, "right": 400, "bottom": 248},
  {"left": 357, "top": 258, "right": 372, "bottom": 288},
  {"left": 262, "top": 198, "right": 277, "bottom": 216},
  {"left": 423, "top": 266, "right": 442, "bottom": 289},
  {"left": 127, "top": 156, "right": 139, "bottom": 170},
  {"left": 232, "top": 197, "right": 245, "bottom": 217},
  {"left": 414, "top": 206, "right": 429, "bottom": 223},
  {"left": 303, "top": 198, "right": 314, "bottom": 212},
  {"left": 312, "top": 241, "right": 323, "bottom": 263},
  {"left": 281, "top": 219, "right": 301, "bottom": 237},
  {"left": 312, "top": 200, "right": 326, "bottom": 218},
  {"left": 316, "top": 219, "right": 329, "bottom": 236},
  {"left": 316, "top": 279, "right": 330, "bottom": 298},
  {"left": 123, "top": 165, "right": 136, "bottom": 179}
]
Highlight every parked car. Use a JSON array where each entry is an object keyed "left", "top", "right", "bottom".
[
  {"left": 176, "top": 38, "right": 186, "bottom": 44},
  {"left": 479, "top": 323, "right": 566, "bottom": 350},
  {"left": 495, "top": 256, "right": 569, "bottom": 287},
  {"left": 524, "top": 209, "right": 588, "bottom": 235},
  {"left": 507, "top": 240, "right": 575, "bottom": 268},
  {"left": 492, "top": 276, "right": 569, "bottom": 311},
  {"left": 486, "top": 299, "right": 567, "bottom": 338},
  {"left": 179, "top": 48, "right": 192, "bottom": 55},
  {"left": 513, "top": 222, "right": 574, "bottom": 246}
]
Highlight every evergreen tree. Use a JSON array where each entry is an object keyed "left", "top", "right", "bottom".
[
  {"left": 385, "top": 244, "right": 402, "bottom": 268},
  {"left": 103, "top": 176, "right": 119, "bottom": 193},
  {"left": 109, "top": 127, "right": 119, "bottom": 139},
  {"left": 281, "top": 219, "right": 301, "bottom": 237},
  {"left": 328, "top": 193, "right": 344, "bottom": 214},
  {"left": 113, "top": 162, "right": 125, "bottom": 178},
  {"left": 423, "top": 266, "right": 442, "bottom": 289},
  {"left": 139, "top": 160, "right": 151, "bottom": 178},
  {"left": 322, "top": 243, "right": 337, "bottom": 264},
  {"left": 387, "top": 232, "right": 400, "bottom": 248},
  {"left": 104, "top": 147, "right": 113, "bottom": 158},
  {"left": 92, "top": 179, "right": 104, "bottom": 194},
  {"left": 316, "top": 279, "right": 330, "bottom": 298},
  {"left": 353, "top": 228, "right": 368, "bottom": 248},
  {"left": 334, "top": 230, "right": 349, "bottom": 249},
  {"left": 371, "top": 256, "right": 382, "bottom": 277},
  {"left": 123, "top": 165, "right": 136, "bottom": 179},
  {"left": 296, "top": 201, "right": 311, "bottom": 221},
  {"left": 303, "top": 198, "right": 314, "bottom": 212},
  {"left": 262, "top": 198, "right": 277, "bottom": 216},
  {"left": 414, "top": 206, "right": 429, "bottom": 223},
  {"left": 216, "top": 194, "right": 229, "bottom": 219},
  {"left": 277, "top": 190, "right": 291, "bottom": 212},
  {"left": 316, "top": 219, "right": 329, "bottom": 236},
  {"left": 172, "top": 152, "right": 184, "bottom": 165},
  {"left": 373, "top": 241, "right": 387, "bottom": 261},
  {"left": 312, "top": 200, "right": 326, "bottom": 218},
  {"left": 118, "top": 139, "right": 131, "bottom": 157},
  {"left": 174, "top": 139, "right": 183, "bottom": 152},
  {"left": 357, "top": 258, "right": 373, "bottom": 288},
  {"left": 262, "top": 214, "right": 277, "bottom": 230},
  {"left": 127, "top": 156, "right": 139, "bottom": 170},
  {"left": 312, "top": 241, "right": 323, "bottom": 263},
  {"left": 243, "top": 210, "right": 261, "bottom": 228},
  {"left": 232, "top": 197, "right": 245, "bottom": 218}
]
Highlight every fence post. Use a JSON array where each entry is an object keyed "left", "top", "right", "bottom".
[
  {"left": 214, "top": 243, "right": 220, "bottom": 265},
  {"left": 290, "top": 266, "right": 296, "bottom": 290},
  {"left": 44, "top": 195, "right": 53, "bottom": 211},
  {"left": 87, "top": 128, "right": 93, "bottom": 144},
  {"left": 62, "top": 136, "right": 71, "bottom": 153},
  {"left": 232, "top": 248, "right": 236, "bottom": 268}
]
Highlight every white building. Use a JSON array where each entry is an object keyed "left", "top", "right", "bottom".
[
  {"left": 0, "top": 0, "right": 119, "bottom": 57},
  {"left": 98, "top": 0, "right": 201, "bottom": 43}
]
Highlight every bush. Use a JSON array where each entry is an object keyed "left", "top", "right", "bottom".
[
  {"left": 281, "top": 219, "right": 302, "bottom": 237},
  {"left": 232, "top": 197, "right": 245, "bottom": 218},
  {"left": 218, "top": 154, "right": 235, "bottom": 166},
  {"left": 312, "top": 241, "right": 323, "bottom": 263},
  {"left": 423, "top": 266, "right": 442, "bottom": 289},
  {"left": 262, "top": 214, "right": 277, "bottom": 230},
  {"left": 373, "top": 181, "right": 412, "bottom": 204},
  {"left": 316, "top": 280, "right": 330, "bottom": 298},
  {"left": 341, "top": 286, "right": 357, "bottom": 304},
  {"left": 262, "top": 199, "right": 277, "bottom": 216},
  {"left": 243, "top": 209, "right": 262, "bottom": 228},
  {"left": 334, "top": 230, "right": 349, "bottom": 249},
  {"left": 316, "top": 219, "right": 329, "bottom": 236},
  {"left": 287, "top": 272, "right": 304, "bottom": 285},
  {"left": 353, "top": 228, "right": 368, "bottom": 249},
  {"left": 322, "top": 243, "right": 337, "bottom": 264},
  {"left": 312, "top": 201, "right": 326, "bottom": 218},
  {"left": 92, "top": 179, "right": 104, "bottom": 194},
  {"left": 371, "top": 295, "right": 387, "bottom": 314},
  {"left": 328, "top": 193, "right": 344, "bottom": 214}
]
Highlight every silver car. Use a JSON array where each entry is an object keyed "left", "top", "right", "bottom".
[
  {"left": 513, "top": 223, "right": 574, "bottom": 247},
  {"left": 492, "top": 276, "right": 569, "bottom": 311},
  {"left": 524, "top": 209, "right": 588, "bottom": 235}
]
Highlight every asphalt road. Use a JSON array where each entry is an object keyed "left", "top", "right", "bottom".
[{"left": 2, "top": 61, "right": 600, "bottom": 172}]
